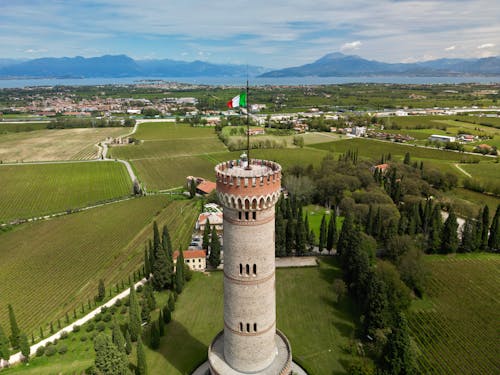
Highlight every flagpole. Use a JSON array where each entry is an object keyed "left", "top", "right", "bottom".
[{"left": 246, "top": 78, "right": 250, "bottom": 169}]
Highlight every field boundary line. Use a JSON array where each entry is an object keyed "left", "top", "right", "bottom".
[{"left": 454, "top": 163, "right": 472, "bottom": 178}]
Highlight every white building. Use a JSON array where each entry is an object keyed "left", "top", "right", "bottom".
[
  {"left": 428, "top": 134, "right": 456, "bottom": 143},
  {"left": 173, "top": 250, "right": 206, "bottom": 271}
]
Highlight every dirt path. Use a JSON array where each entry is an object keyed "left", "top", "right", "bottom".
[
  {"left": 454, "top": 163, "right": 472, "bottom": 178},
  {"left": 2, "top": 278, "right": 147, "bottom": 368}
]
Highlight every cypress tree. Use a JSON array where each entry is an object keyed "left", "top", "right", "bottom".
[
  {"left": 8, "top": 304, "right": 20, "bottom": 349},
  {"left": 65, "top": 312, "right": 69, "bottom": 324},
  {"left": 136, "top": 337, "right": 148, "bottom": 375},
  {"left": 285, "top": 218, "right": 295, "bottom": 256},
  {"left": 327, "top": 212, "right": 337, "bottom": 253},
  {"left": 295, "top": 211, "right": 306, "bottom": 256},
  {"left": 365, "top": 205, "right": 374, "bottom": 235},
  {"left": 0, "top": 325, "right": 10, "bottom": 363},
  {"left": 144, "top": 246, "right": 151, "bottom": 279},
  {"left": 39, "top": 326, "right": 44, "bottom": 339},
  {"left": 162, "top": 225, "right": 172, "bottom": 256},
  {"left": 176, "top": 251, "right": 185, "bottom": 293},
  {"left": 441, "top": 210, "right": 459, "bottom": 253},
  {"left": 473, "top": 209, "right": 483, "bottom": 251},
  {"left": 208, "top": 227, "right": 221, "bottom": 268},
  {"left": 319, "top": 214, "right": 327, "bottom": 253},
  {"left": 304, "top": 213, "right": 310, "bottom": 239},
  {"left": 148, "top": 240, "right": 155, "bottom": 275},
  {"left": 57, "top": 318, "right": 61, "bottom": 330},
  {"left": 460, "top": 218, "right": 475, "bottom": 253},
  {"left": 488, "top": 204, "right": 500, "bottom": 252},
  {"left": 163, "top": 305, "right": 172, "bottom": 324},
  {"left": 202, "top": 218, "right": 211, "bottom": 250},
  {"left": 403, "top": 152, "right": 411, "bottom": 165},
  {"left": 337, "top": 214, "right": 354, "bottom": 257},
  {"left": 150, "top": 322, "right": 160, "bottom": 350},
  {"left": 141, "top": 299, "right": 151, "bottom": 323},
  {"left": 168, "top": 293, "right": 175, "bottom": 312},
  {"left": 275, "top": 210, "right": 286, "bottom": 257},
  {"left": 379, "top": 313, "right": 416, "bottom": 375},
  {"left": 373, "top": 207, "right": 383, "bottom": 238},
  {"left": 153, "top": 221, "right": 161, "bottom": 253},
  {"left": 124, "top": 329, "right": 132, "bottom": 355},
  {"left": 158, "top": 311, "right": 165, "bottom": 336},
  {"left": 144, "top": 283, "right": 156, "bottom": 311},
  {"left": 427, "top": 205, "right": 442, "bottom": 253},
  {"left": 480, "top": 205, "right": 490, "bottom": 251},
  {"left": 363, "top": 272, "right": 388, "bottom": 336},
  {"left": 19, "top": 333, "right": 29, "bottom": 363},
  {"left": 94, "top": 333, "right": 130, "bottom": 374},
  {"left": 73, "top": 309, "right": 77, "bottom": 319},
  {"left": 97, "top": 279, "right": 105, "bottom": 301},
  {"left": 112, "top": 320, "right": 126, "bottom": 353},
  {"left": 49, "top": 321, "right": 54, "bottom": 335},
  {"left": 152, "top": 241, "right": 170, "bottom": 291},
  {"left": 128, "top": 286, "right": 141, "bottom": 341}
]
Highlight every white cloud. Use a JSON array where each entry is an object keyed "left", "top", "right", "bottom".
[
  {"left": 445, "top": 45, "right": 456, "bottom": 51},
  {"left": 477, "top": 43, "right": 495, "bottom": 49},
  {"left": 24, "top": 48, "right": 48, "bottom": 53},
  {"left": 340, "top": 41, "right": 362, "bottom": 51}
]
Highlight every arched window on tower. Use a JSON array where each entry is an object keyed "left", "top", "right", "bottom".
[
  {"left": 252, "top": 211, "right": 256, "bottom": 220},
  {"left": 246, "top": 323, "right": 250, "bottom": 333},
  {"left": 245, "top": 264, "right": 250, "bottom": 276},
  {"left": 238, "top": 211, "right": 242, "bottom": 220},
  {"left": 245, "top": 212, "right": 249, "bottom": 220}
]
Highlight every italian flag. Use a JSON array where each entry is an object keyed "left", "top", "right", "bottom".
[{"left": 227, "top": 93, "right": 247, "bottom": 108}]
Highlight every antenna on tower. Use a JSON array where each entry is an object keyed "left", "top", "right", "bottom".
[{"left": 245, "top": 76, "right": 250, "bottom": 169}]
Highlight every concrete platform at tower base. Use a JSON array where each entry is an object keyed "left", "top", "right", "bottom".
[{"left": 203, "top": 330, "right": 299, "bottom": 375}]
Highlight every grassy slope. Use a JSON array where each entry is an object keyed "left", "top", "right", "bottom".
[
  {"left": 409, "top": 254, "right": 500, "bottom": 375},
  {"left": 0, "top": 196, "right": 199, "bottom": 336},
  {"left": 0, "top": 162, "right": 131, "bottom": 223},
  {"left": 0, "top": 128, "right": 125, "bottom": 162},
  {"left": 146, "top": 258, "right": 359, "bottom": 375}
]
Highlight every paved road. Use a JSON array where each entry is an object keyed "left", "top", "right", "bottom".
[{"left": 2, "top": 278, "right": 147, "bottom": 368}]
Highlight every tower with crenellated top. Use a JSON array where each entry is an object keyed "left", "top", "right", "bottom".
[{"left": 207, "top": 154, "right": 292, "bottom": 375}]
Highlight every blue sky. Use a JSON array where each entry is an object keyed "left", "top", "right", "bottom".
[{"left": 1, "top": 0, "right": 499, "bottom": 67}]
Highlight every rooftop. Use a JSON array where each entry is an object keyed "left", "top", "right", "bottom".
[
  {"left": 215, "top": 159, "right": 281, "bottom": 178},
  {"left": 173, "top": 250, "right": 207, "bottom": 260}
]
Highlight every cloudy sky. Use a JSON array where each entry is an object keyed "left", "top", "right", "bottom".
[{"left": 1, "top": 0, "right": 499, "bottom": 67}]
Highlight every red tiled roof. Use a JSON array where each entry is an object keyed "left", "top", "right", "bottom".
[
  {"left": 173, "top": 250, "right": 207, "bottom": 260},
  {"left": 196, "top": 180, "right": 216, "bottom": 194}
]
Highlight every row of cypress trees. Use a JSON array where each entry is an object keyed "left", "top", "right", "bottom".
[{"left": 0, "top": 305, "right": 30, "bottom": 364}]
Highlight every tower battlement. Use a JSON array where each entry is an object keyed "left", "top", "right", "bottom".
[{"left": 215, "top": 159, "right": 281, "bottom": 211}]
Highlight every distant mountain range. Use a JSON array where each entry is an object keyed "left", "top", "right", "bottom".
[
  {"left": 0, "top": 53, "right": 498, "bottom": 79},
  {"left": 0, "top": 55, "right": 265, "bottom": 79},
  {"left": 260, "top": 52, "right": 500, "bottom": 77}
]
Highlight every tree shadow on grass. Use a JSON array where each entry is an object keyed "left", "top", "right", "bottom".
[{"left": 155, "top": 320, "right": 208, "bottom": 374}]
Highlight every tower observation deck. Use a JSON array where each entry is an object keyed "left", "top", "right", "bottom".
[{"left": 207, "top": 157, "right": 292, "bottom": 375}]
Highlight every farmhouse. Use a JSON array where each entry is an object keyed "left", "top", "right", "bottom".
[
  {"left": 370, "top": 163, "right": 390, "bottom": 174},
  {"left": 247, "top": 127, "right": 265, "bottom": 136},
  {"left": 428, "top": 134, "right": 456, "bottom": 143},
  {"left": 186, "top": 176, "right": 216, "bottom": 195},
  {"left": 173, "top": 250, "right": 206, "bottom": 271},
  {"left": 196, "top": 212, "right": 223, "bottom": 233}
]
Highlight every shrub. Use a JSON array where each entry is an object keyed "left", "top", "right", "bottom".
[
  {"left": 86, "top": 323, "right": 95, "bottom": 332},
  {"left": 136, "top": 285, "right": 143, "bottom": 293},
  {"left": 114, "top": 298, "right": 122, "bottom": 307},
  {"left": 102, "top": 313, "right": 112, "bottom": 323},
  {"left": 96, "top": 322, "right": 106, "bottom": 332},
  {"left": 80, "top": 335, "right": 88, "bottom": 342},
  {"left": 100, "top": 306, "right": 109, "bottom": 314},
  {"left": 45, "top": 345, "right": 56, "bottom": 357},
  {"left": 109, "top": 305, "right": 117, "bottom": 315},
  {"left": 120, "top": 306, "right": 128, "bottom": 314},
  {"left": 58, "top": 344, "right": 68, "bottom": 354},
  {"left": 72, "top": 325, "right": 81, "bottom": 333},
  {"left": 59, "top": 331, "right": 69, "bottom": 340},
  {"left": 36, "top": 346, "right": 45, "bottom": 357},
  {"left": 94, "top": 313, "right": 102, "bottom": 322}
]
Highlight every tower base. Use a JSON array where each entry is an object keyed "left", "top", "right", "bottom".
[{"left": 207, "top": 330, "right": 293, "bottom": 375}]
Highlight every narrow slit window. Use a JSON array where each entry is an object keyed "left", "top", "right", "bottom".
[
  {"left": 245, "top": 212, "right": 249, "bottom": 220},
  {"left": 246, "top": 323, "right": 250, "bottom": 333},
  {"left": 239, "top": 322, "right": 243, "bottom": 332},
  {"left": 239, "top": 264, "right": 243, "bottom": 275},
  {"left": 238, "top": 211, "right": 242, "bottom": 220},
  {"left": 252, "top": 211, "right": 256, "bottom": 220},
  {"left": 254, "top": 323, "right": 257, "bottom": 332},
  {"left": 246, "top": 264, "right": 250, "bottom": 275},
  {"left": 253, "top": 264, "right": 257, "bottom": 276}
]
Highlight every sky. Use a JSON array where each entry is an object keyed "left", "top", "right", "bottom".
[{"left": 1, "top": 0, "right": 499, "bottom": 68}]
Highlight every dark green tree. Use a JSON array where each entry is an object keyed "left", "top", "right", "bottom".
[
  {"left": 373, "top": 207, "right": 383, "bottom": 238},
  {"left": 94, "top": 333, "right": 130, "bottom": 374},
  {"left": 285, "top": 218, "right": 295, "bottom": 256},
  {"left": 327, "top": 211, "right": 337, "bottom": 253},
  {"left": 158, "top": 312, "right": 165, "bottom": 336},
  {"left": 208, "top": 227, "right": 221, "bottom": 268},
  {"left": 143, "top": 283, "right": 156, "bottom": 311},
  {"left": 189, "top": 179, "right": 197, "bottom": 198},
  {"left": 319, "top": 214, "right": 327, "bottom": 253},
  {"left": 403, "top": 152, "right": 411, "bottom": 165},
  {"left": 202, "top": 219, "right": 211, "bottom": 250},
  {"left": 480, "top": 205, "right": 490, "bottom": 251},
  {"left": 144, "top": 246, "right": 151, "bottom": 279},
  {"left": 128, "top": 286, "right": 141, "bottom": 341},
  {"left": 176, "top": 251, "right": 185, "bottom": 293},
  {"left": 150, "top": 322, "right": 160, "bottom": 350},
  {"left": 427, "top": 205, "right": 442, "bottom": 253},
  {"left": 295, "top": 211, "right": 307, "bottom": 256},
  {"left": 337, "top": 214, "right": 355, "bottom": 257},
  {"left": 97, "top": 279, "right": 105, "bottom": 302},
  {"left": 168, "top": 293, "right": 175, "bottom": 312},
  {"left": 365, "top": 205, "right": 374, "bottom": 235},
  {"left": 152, "top": 243, "right": 170, "bottom": 291},
  {"left": 460, "top": 218, "right": 475, "bottom": 253},
  {"left": 441, "top": 210, "right": 459, "bottom": 253},
  {"left": 8, "top": 305, "right": 20, "bottom": 349},
  {"left": 136, "top": 337, "right": 148, "bottom": 375},
  {"left": 488, "top": 204, "right": 500, "bottom": 251},
  {"left": 379, "top": 313, "right": 416, "bottom": 375},
  {"left": 162, "top": 225, "right": 173, "bottom": 259},
  {"left": 112, "top": 320, "right": 126, "bottom": 353},
  {"left": 153, "top": 221, "right": 161, "bottom": 253},
  {"left": 124, "top": 329, "right": 132, "bottom": 355},
  {"left": 141, "top": 299, "right": 151, "bottom": 323},
  {"left": 163, "top": 305, "right": 172, "bottom": 324},
  {"left": 0, "top": 325, "right": 10, "bottom": 363},
  {"left": 363, "top": 272, "right": 388, "bottom": 336},
  {"left": 275, "top": 210, "right": 286, "bottom": 257},
  {"left": 19, "top": 333, "right": 29, "bottom": 363}
]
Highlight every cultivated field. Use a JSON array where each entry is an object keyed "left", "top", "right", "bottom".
[
  {"left": 0, "top": 161, "right": 131, "bottom": 223},
  {"left": 0, "top": 127, "right": 125, "bottom": 162},
  {"left": 408, "top": 254, "right": 500, "bottom": 375},
  {"left": 460, "top": 162, "right": 500, "bottom": 183},
  {"left": 0, "top": 122, "right": 48, "bottom": 133},
  {"left": 133, "top": 122, "right": 216, "bottom": 140},
  {"left": 0, "top": 196, "right": 199, "bottom": 336},
  {"left": 145, "top": 258, "right": 361, "bottom": 375}
]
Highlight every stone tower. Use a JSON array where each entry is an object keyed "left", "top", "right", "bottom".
[{"left": 208, "top": 156, "right": 292, "bottom": 375}]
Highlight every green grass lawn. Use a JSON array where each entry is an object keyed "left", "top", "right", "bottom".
[
  {"left": 440, "top": 187, "right": 500, "bottom": 219},
  {"left": 304, "top": 205, "right": 344, "bottom": 244},
  {"left": 133, "top": 122, "right": 217, "bottom": 140},
  {"left": 408, "top": 254, "right": 500, "bottom": 375},
  {"left": 0, "top": 122, "right": 48, "bottom": 133},
  {"left": 0, "top": 161, "right": 131, "bottom": 223},
  {"left": 460, "top": 162, "right": 500, "bottom": 182},
  {"left": 0, "top": 196, "right": 199, "bottom": 337}
]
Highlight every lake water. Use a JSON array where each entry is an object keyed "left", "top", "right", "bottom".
[{"left": 0, "top": 76, "right": 499, "bottom": 88}]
